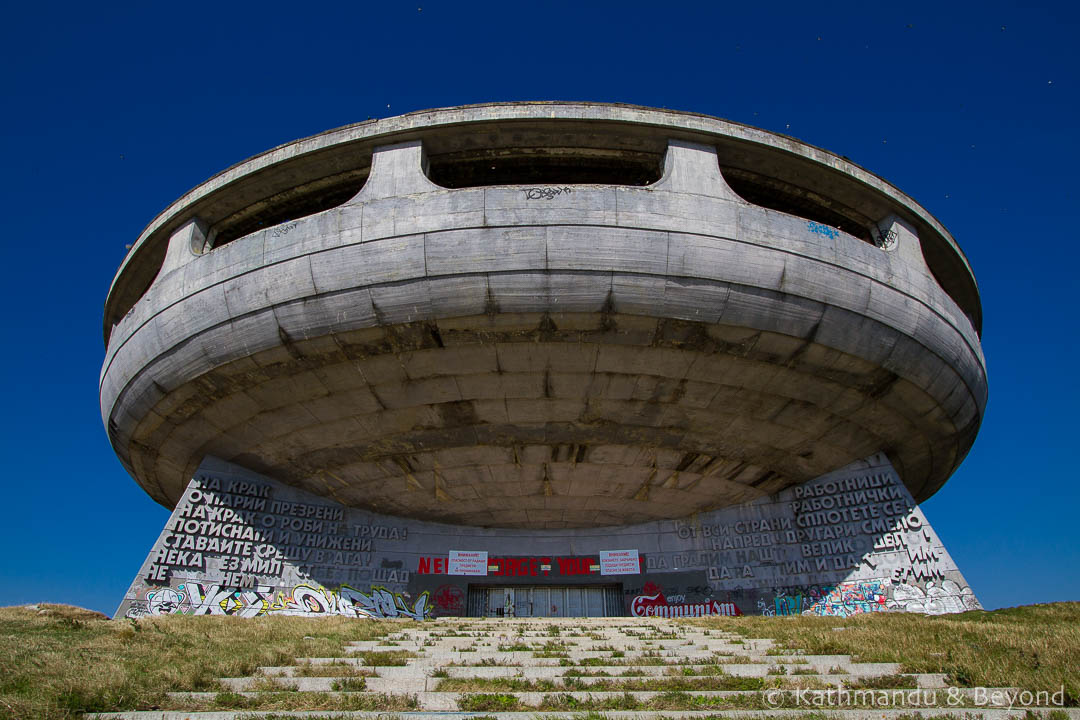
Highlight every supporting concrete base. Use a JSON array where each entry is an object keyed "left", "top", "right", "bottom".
[{"left": 117, "top": 453, "right": 978, "bottom": 619}]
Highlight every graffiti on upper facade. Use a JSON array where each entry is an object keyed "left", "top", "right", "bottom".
[
  {"left": 270, "top": 222, "right": 298, "bottom": 239},
  {"left": 126, "top": 582, "right": 431, "bottom": 620},
  {"left": 523, "top": 186, "right": 573, "bottom": 200},
  {"left": 630, "top": 582, "right": 741, "bottom": 618},
  {"left": 888, "top": 579, "right": 979, "bottom": 615},
  {"left": 873, "top": 224, "right": 899, "bottom": 250},
  {"left": 806, "top": 220, "right": 840, "bottom": 239}
]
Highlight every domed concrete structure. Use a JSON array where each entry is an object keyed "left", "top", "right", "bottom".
[{"left": 106, "top": 103, "right": 985, "bottom": 618}]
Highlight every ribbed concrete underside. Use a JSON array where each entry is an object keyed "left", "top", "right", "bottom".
[
  {"left": 124, "top": 310, "right": 968, "bottom": 529},
  {"left": 103, "top": 122, "right": 986, "bottom": 526}
]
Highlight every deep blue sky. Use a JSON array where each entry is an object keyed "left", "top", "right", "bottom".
[{"left": 1, "top": 1, "right": 1075, "bottom": 615}]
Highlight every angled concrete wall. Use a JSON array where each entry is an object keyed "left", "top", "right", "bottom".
[{"left": 118, "top": 453, "right": 978, "bottom": 619}]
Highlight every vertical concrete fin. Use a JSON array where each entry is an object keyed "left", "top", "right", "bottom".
[
  {"left": 348, "top": 141, "right": 441, "bottom": 202},
  {"left": 874, "top": 214, "right": 933, "bottom": 277},
  {"left": 651, "top": 139, "right": 741, "bottom": 201},
  {"left": 156, "top": 218, "right": 208, "bottom": 280}
]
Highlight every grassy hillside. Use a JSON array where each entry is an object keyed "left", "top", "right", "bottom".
[
  {"left": 0, "top": 604, "right": 403, "bottom": 719},
  {"left": 0, "top": 602, "right": 1076, "bottom": 719},
  {"left": 691, "top": 602, "right": 1080, "bottom": 703}
]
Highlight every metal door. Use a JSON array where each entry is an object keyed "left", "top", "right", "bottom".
[{"left": 566, "top": 587, "right": 583, "bottom": 616}]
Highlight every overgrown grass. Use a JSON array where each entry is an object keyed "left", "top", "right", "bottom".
[
  {"left": 846, "top": 673, "right": 919, "bottom": 689},
  {"left": 5, "top": 601, "right": 1079, "bottom": 718},
  {"left": 328, "top": 676, "right": 367, "bottom": 691},
  {"left": 346, "top": 649, "right": 417, "bottom": 666},
  {"left": 0, "top": 604, "right": 397, "bottom": 719},
  {"left": 457, "top": 692, "right": 522, "bottom": 711},
  {"left": 436, "top": 674, "right": 767, "bottom": 691},
  {"left": 289, "top": 660, "right": 373, "bottom": 677},
  {"left": 529, "top": 690, "right": 776, "bottom": 711},
  {"left": 686, "top": 601, "right": 1080, "bottom": 703},
  {"left": 184, "top": 690, "right": 416, "bottom": 711}
]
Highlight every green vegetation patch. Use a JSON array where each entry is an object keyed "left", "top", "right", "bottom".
[
  {"left": 846, "top": 673, "right": 919, "bottom": 689},
  {"left": 457, "top": 692, "right": 523, "bottom": 711},
  {"left": 290, "top": 660, "right": 373, "bottom": 677},
  {"left": 193, "top": 690, "right": 415, "bottom": 711},
  {"left": 438, "top": 675, "right": 766, "bottom": 692},
  {"left": 0, "top": 603, "right": 398, "bottom": 719},
  {"left": 348, "top": 649, "right": 417, "bottom": 666}
]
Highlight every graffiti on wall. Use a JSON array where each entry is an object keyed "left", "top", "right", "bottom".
[
  {"left": 523, "top": 186, "right": 573, "bottom": 200},
  {"left": 802, "top": 579, "right": 888, "bottom": 617},
  {"left": 888, "top": 579, "right": 979, "bottom": 615},
  {"left": 630, "top": 582, "right": 741, "bottom": 618},
  {"left": 766, "top": 578, "right": 979, "bottom": 618},
  {"left": 125, "top": 583, "right": 431, "bottom": 620},
  {"left": 771, "top": 580, "right": 886, "bottom": 618},
  {"left": 145, "top": 587, "right": 185, "bottom": 615},
  {"left": 806, "top": 220, "right": 840, "bottom": 239},
  {"left": 432, "top": 584, "right": 465, "bottom": 615},
  {"left": 772, "top": 584, "right": 829, "bottom": 616}
]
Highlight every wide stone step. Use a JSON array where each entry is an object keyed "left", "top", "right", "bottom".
[
  {"left": 225, "top": 671, "right": 947, "bottom": 692},
  {"left": 345, "top": 639, "right": 734, "bottom": 651},
  {"left": 166, "top": 686, "right": 1028, "bottom": 713},
  {"left": 220, "top": 676, "right": 429, "bottom": 692},
  {"left": 85, "top": 710, "right": 1080, "bottom": 720}
]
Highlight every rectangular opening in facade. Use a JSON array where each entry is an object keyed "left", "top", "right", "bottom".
[{"left": 466, "top": 584, "right": 623, "bottom": 617}]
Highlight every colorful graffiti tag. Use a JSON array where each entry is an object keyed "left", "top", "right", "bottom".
[
  {"left": 772, "top": 584, "right": 829, "bottom": 616},
  {"left": 125, "top": 583, "right": 430, "bottom": 620},
  {"left": 802, "top": 579, "right": 888, "bottom": 617},
  {"left": 145, "top": 587, "right": 185, "bottom": 615},
  {"left": 768, "top": 578, "right": 979, "bottom": 618},
  {"left": 630, "top": 582, "right": 741, "bottom": 618}
]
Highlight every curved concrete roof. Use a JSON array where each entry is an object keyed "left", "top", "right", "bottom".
[{"left": 104, "top": 102, "right": 981, "bottom": 341}]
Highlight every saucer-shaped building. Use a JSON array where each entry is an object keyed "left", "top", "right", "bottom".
[{"left": 105, "top": 103, "right": 985, "bottom": 619}]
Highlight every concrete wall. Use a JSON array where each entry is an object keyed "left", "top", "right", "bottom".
[{"left": 117, "top": 452, "right": 978, "bottom": 619}]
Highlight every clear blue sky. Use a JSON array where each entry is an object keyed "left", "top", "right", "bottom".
[{"left": 1, "top": 1, "right": 1075, "bottom": 615}]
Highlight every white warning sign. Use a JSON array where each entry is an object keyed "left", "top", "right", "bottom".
[
  {"left": 448, "top": 550, "right": 489, "bottom": 576},
  {"left": 599, "top": 549, "right": 640, "bottom": 575}
]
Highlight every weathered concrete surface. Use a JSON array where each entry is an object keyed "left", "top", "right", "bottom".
[
  {"left": 117, "top": 453, "right": 979, "bottom": 619},
  {"left": 103, "top": 103, "right": 983, "bottom": 337},
  {"left": 100, "top": 107, "right": 987, "bottom": 528}
]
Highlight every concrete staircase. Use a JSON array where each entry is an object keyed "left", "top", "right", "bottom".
[{"left": 91, "top": 616, "right": 1078, "bottom": 719}]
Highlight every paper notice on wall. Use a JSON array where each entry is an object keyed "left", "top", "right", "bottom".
[
  {"left": 599, "top": 549, "right": 640, "bottom": 575},
  {"left": 448, "top": 550, "right": 489, "bottom": 576}
]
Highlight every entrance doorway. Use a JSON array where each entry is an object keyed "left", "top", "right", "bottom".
[{"left": 467, "top": 585, "right": 623, "bottom": 617}]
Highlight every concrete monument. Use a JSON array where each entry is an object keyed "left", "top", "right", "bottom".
[{"left": 102, "top": 103, "right": 985, "bottom": 618}]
